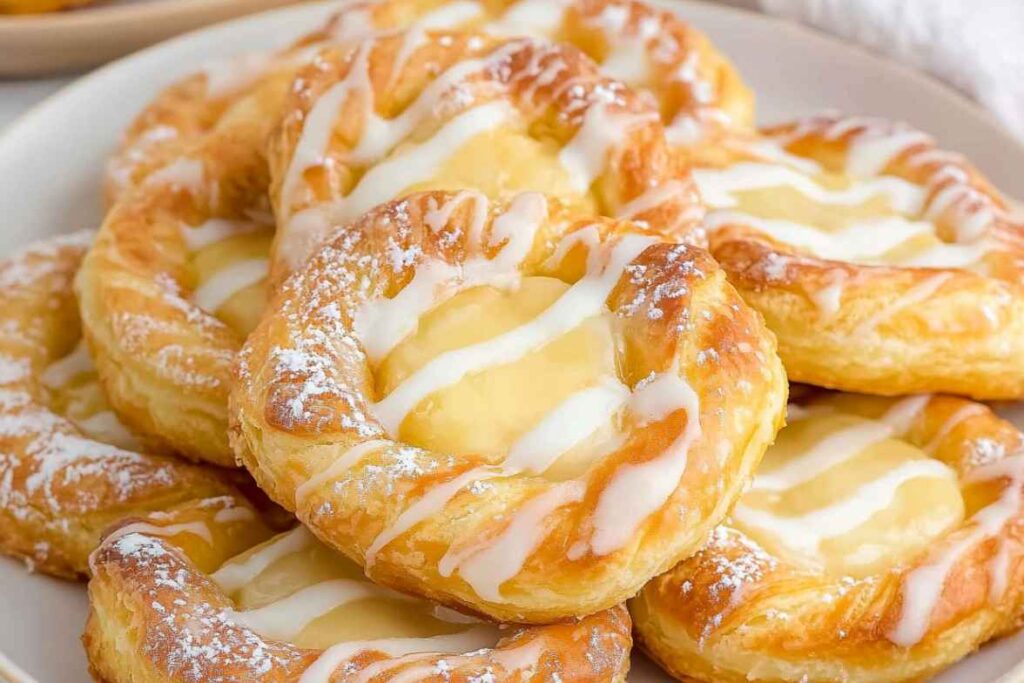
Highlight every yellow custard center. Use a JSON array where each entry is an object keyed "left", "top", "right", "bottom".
[
  {"left": 186, "top": 229, "right": 272, "bottom": 337},
  {"left": 375, "top": 276, "right": 622, "bottom": 476},
  {"left": 218, "top": 530, "right": 495, "bottom": 650},
  {"left": 696, "top": 159, "right": 984, "bottom": 269},
  {"left": 42, "top": 340, "right": 138, "bottom": 450},
  {"left": 733, "top": 411, "right": 964, "bottom": 578}
]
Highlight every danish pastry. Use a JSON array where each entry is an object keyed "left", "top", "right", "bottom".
[
  {"left": 85, "top": 524, "right": 633, "bottom": 682},
  {"left": 268, "top": 26, "right": 703, "bottom": 281},
  {"left": 77, "top": 70, "right": 295, "bottom": 466},
  {"left": 231, "top": 190, "right": 787, "bottom": 622},
  {"left": 0, "top": 233, "right": 271, "bottom": 579},
  {"left": 693, "top": 113, "right": 1024, "bottom": 399},
  {"left": 631, "top": 391, "right": 1024, "bottom": 682}
]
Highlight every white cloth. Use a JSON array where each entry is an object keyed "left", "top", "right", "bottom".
[{"left": 758, "top": 0, "right": 1024, "bottom": 141}]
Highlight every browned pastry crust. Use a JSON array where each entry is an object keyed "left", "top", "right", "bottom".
[
  {"left": 231, "top": 190, "right": 787, "bottom": 623},
  {"left": 267, "top": 27, "right": 703, "bottom": 281},
  {"left": 84, "top": 528, "right": 633, "bottom": 683},
  {"left": 702, "top": 113, "right": 1024, "bottom": 399},
  {"left": 630, "top": 393, "right": 1024, "bottom": 682},
  {"left": 0, "top": 233, "right": 272, "bottom": 578}
]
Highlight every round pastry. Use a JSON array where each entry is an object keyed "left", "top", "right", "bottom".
[
  {"left": 692, "top": 112, "right": 1024, "bottom": 399},
  {"left": 0, "top": 0, "right": 92, "bottom": 14},
  {"left": 85, "top": 524, "right": 633, "bottom": 682},
  {"left": 268, "top": 26, "right": 704, "bottom": 281},
  {"left": 631, "top": 391, "right": 1024, "bottom": 682},
  {"left": 76, "top": 71, "right": 295, "bottom": 467},
  {"left": 231, "top": 190, "right": 787, "bottom": 622},
  {"left": 0, "top": 232, "right": 272, "bottom": 578},
  {"left": 108, "top": 0, "right": 750, "bottom": 201}
]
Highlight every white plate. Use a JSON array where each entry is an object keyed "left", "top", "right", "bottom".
[{"left": 1, "top": 2, "right": 1023, "bottom": 681}]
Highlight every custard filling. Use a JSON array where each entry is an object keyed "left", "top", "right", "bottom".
[
  {"left": 733, "top": 410, "right": 964, "bottom": 578},
  {"left": 216, "top": 529, "right": 499, "bottom": 651}
]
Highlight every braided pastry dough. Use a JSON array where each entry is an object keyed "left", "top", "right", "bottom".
[
  {"left": 0, "top": 234, "right": 271, "bottom": 579},
  {"left": 85, "top": 524, "right": 633, "bottom": 682},
  {"left": 232, "top": 190, "right": 786, "bottom": 622},
  {"left": 693, "top": 113, "right": 1024, "bottom": 399},
  {"left": 631, "top": 392, "right": 1024, "bottom": 682}
]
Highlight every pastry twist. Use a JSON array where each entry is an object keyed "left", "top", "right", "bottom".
[
  {"left": 694, "top": 113, "right": 1024, "bottom": 399},
  {"left": 85, "top": 525, "right": 633, "bottom": 682},
  {"left": 631, "top": 392, "right": 1024, "bottom": 682},
  {"left": 0, "top": 233, "right": 272, "bottom": 578},
  {"left": 231, "top": 190, "right": 787, "bottom": 622}
]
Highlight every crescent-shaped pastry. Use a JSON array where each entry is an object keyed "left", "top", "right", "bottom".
[
  {"left": 631, "top": 391, "right": 1024, "bottom": 682},
  {"left": 231, "top": 190, "right": 787, "bottom": 622},
  {"left": 692, "top": 112, "right": 1024, "bottom": 399},
  {"left": 0, "top": 233, "right": 272, "bottom": 578},
  {"left": 85, "top": 524, "right": 633, "bottom": 682},
  {"left": 268, "top": 26, "right": 703, "bottom": 281}
]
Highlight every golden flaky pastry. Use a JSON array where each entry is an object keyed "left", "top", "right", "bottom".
[
  {"left": 106, "top": 0, "right": 751, "bottom": 202},
  {"left": 631, "top": 392, "right": 1024, "bottom": 682},
  {"left": 268, "top": 26, "right": 704, "bottom": 282},
  {"left": 691, "top": 112, "right": 1024, "bottom": 399},
  {"left": 86, "top": 0, "right": 747, "bottom": 466},
  {"left": 231, "top": 190, "right": 786, "bottom": 623},
  {"left": 0, "top": 233, "right": 272, "bottom": 579},
  {"left": 85, "top": 524, "right": 633, "bottom": 683}
]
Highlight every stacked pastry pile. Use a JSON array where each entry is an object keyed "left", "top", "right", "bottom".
[{"left": 2, "top": 1, "right": 1023, "bottom": 681}]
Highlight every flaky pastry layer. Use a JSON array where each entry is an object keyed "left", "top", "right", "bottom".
[
  {"left": 631, "top": 392, "right": 1024, "bottom": 682},
  {"left": 0, "top": 234, "right": 271, "bottom": 578},
  {"left": 231, "top": 190, "right": 786, "bottom": 622}
]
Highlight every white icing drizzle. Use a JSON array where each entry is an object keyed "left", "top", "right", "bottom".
[
  {"left": 890, "top": 453, "right": 1024, "bottom": 646},
  {"left": 180, "top": 218, "right": 262, "bottom": 251},
  {"left": 878, "top": 396, "right": 930, "bottom": 436},
  {"left": 694, "top": 162, "right": 925, "bottom": 214},
  {"left": 229, "top": 579, "right": 403, "bottom": 641},
  {"left": 704, "top": 211, "right": 934, "bottom": 263},
  {"left": 294, "top": 439, "right": 390, "bottom": 510},
  {"left": 809, "top": 269, "right": 848, "bottom": 319},
  {"left": 146, "top": 157, "right": 205, "bottom": 190},
  {"left": 438, "top": 480, "right": 585, "bottom": 601},
  {"left": 845, "top": 129, "right": 933, "bottom": 178},
  {"left": 503, "top": 378, "right": 629, "bottom": 474},
  {"left": 616, "top": 179, "right": 691, "bottom": 221},
  {"left": 298, "top": 627, "right": 500, "bottom": 683},
  {"left": 104, "top": 520, "right": 214, "bottom": 547},
  {"left": 585, "top": 3, "right": 660, "bottom": 83},
  {"left": 923, "top": 404, "right": 986, "bottom": 454},
  {"left": 585, "top": 370, "right": 702, "bottom": 556},
  {"left": 558, "top": 102, "right": 656, "bottom": 193},
  {"left": 354, "top": 192, "right": 546, "bottom": 364},
  {"left": 733, "top": 459, "right": 956, "bottom": 558},
  {"left": 192, "top": 258, "right": 268, "bottom": 312},
  {"left": 489, "top": 0, "right": 568, "bottom": 36},
  {"left": 745, "top": 139, "right": 823, "bottom": 175},
  {"left": 365, "top": 466, "right": 501, "bottom": 567},
  {"left": 40, "top": 341, "right": 93, "bottom": 388},
  {"left": 336, "top": 101, "right": 513, "bottom": 225},
  {"left": 371, "top": 234, "right": 654, "bottom": 435},
  {"left": 750, "top": 421, "right": 893, "bottom": 493},
  {"left": 853, "top": 273, "right": 952, "bottom": 336},
  {"left": 211, "top": 526, "right": 313, "bottom": 593}
]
